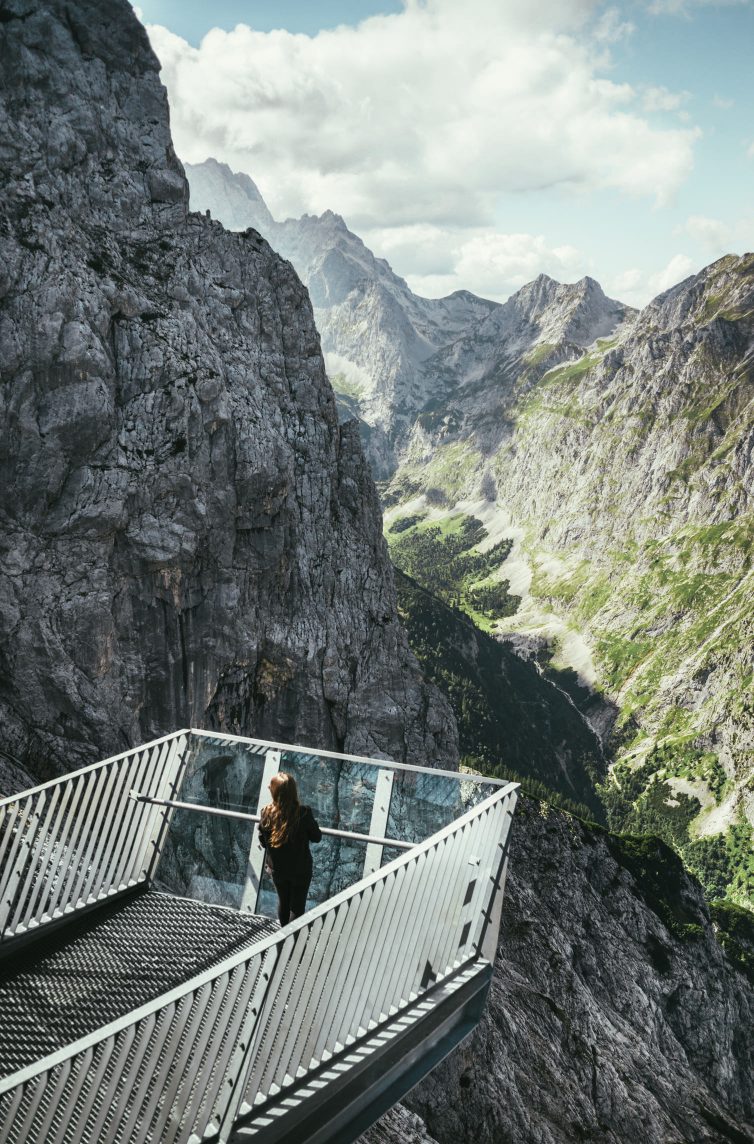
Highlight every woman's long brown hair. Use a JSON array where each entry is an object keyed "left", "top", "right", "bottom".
[{"left": 261, "top": 772, "right": 301, "bottom": 846}]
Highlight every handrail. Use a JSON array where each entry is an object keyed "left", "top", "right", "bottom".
[
  {"left": 0, "top": 733, "right": 190, "bottom": 946},
  {"left": 0, "top": 726, "right": 509, "bottom": 951},
  {"left": 0, "top": 729, "right": 188, "bottom": 808},
  {"left": 129, "top": 791, "right": 416, "bottom": 850},
  {"left": 0, "top": 782, "right": 518, "bottom": 1144},
  {"left": 0, "top": 728, "right": 508, "bottom": 810},
  {"left": 1, "top": 782, "right": 514, "bottom": 1091},
  {"left": 188, "top": 727, "right": 512, "bottom": 786}
]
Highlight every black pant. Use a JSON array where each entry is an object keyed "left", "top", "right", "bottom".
[{"left": 272, "top": 875, "right": 311, "bottom": 926}]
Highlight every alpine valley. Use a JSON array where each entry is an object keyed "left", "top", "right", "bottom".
[
  {"left": 1, "top": 3, "right": 753, "bottom": 1140},
  {"left": 188, "top": 158, "right": 754, "bottom": 921}
]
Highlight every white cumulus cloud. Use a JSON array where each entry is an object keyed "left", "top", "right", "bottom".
[
  {"left": 648, "top": 253, "right": 697, "bottom": 295},
  {"left": 362, "top": 224, "right": 588, "bottom": 302},
  {"left": 647, "top": 0, "right": 752, "bottom": 13},
  {"left": 145, "top": 0, "right": 698, "bottom": 231},
  {"left": 607, "top": 256, "right": 698, "bottom": 309},
  {"left": 641, "top": 85, "right": 690, "bottom": 112},
  {"left": 680, "top": 214, "right": 732, "bottom": 249}
]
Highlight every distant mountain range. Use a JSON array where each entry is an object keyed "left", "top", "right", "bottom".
[
  {"left": 2, "top": 5, "right": 752, "bottom": 1133},
  {"left": 186, "top": 157, "right": 754, "bottom": 913}
]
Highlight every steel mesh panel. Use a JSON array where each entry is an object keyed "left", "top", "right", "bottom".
[{"left": 0, "top": 891, "right": 276, "bottom": 1078}]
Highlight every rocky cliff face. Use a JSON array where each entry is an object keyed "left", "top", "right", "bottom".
[
  {"left": 394, "top": 570, "right": 606, "bottom": 818},
  {"left": 186, "top": 158, "right": 498, "bottom": 477},
  {"left": 380, "top": 258, "right": 754, "bottom": 909},
  {"left": 190, "top": 160, "right": 754, "bottom": 908},
  {"left": 0, "top": 0, "right": 456, "bottom": 779},
  {"left": 485, "top": 258, "right": 754, "bottom": 903},
  {"left": 4, "top": 8, "right": 753, "bottom": 1142},
  {"left": 370, "top": 799, "right": 754, "bottom": 1144}
]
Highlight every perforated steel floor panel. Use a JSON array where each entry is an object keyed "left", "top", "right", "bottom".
[{"left": 0, "top": 891, "right": 278, "bottom": 1078}]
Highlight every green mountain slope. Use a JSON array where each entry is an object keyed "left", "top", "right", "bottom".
[
  {"left": 394, "top": 569, "right": 604, "bottom": 819},
  {"left": 384, "top": 255, "right": 754, "bottom": 910}
]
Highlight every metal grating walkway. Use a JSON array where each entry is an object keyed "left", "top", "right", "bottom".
[{"left": 0, "top": 891, "right": 277, "bottom": 1078}]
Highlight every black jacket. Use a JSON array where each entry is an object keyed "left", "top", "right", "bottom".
[{"left": 258, "top": 805, "right": 322, "bottom": 883}]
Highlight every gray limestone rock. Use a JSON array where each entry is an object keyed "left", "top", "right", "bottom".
[
  {"left": 185, "top": 159, "right": 500, "bottom": 477},
  {"left": 378, "top": 800, "right": 754, "bottom": 1143},
  {"left": 0, "top": 0, "right": 457, "bottom": 778},
  {"left": 2, "top": 7, "right": 753, "bottom": 1144}
]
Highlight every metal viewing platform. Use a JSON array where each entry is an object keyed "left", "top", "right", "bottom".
[{"left": 0, "top": 729, "right": 518, "bottom": 1143}]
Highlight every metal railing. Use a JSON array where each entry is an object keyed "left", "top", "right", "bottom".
[
  {"left": 129, "top": 790, "right": 416, "bottom": 850},
  {"left": 0, "top": 778, "right": 517, "bottom": 1144},
  {"left": 0, "top": 728, "right": 509, "bottom": 947},
  {"left": 0, "top": 732, "right": 188, "bottom": 947}
]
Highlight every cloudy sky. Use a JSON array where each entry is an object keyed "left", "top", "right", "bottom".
[{"left": 135, "top": 0, "right": 754, "bottom": 307}]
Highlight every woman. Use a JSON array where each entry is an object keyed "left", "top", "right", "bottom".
[{"left": 258, "top": 772, "right": 322, "bottom": 926}]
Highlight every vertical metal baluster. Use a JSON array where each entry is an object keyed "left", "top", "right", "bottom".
[
  {"left": 423, "top": 833, "right": 463, "bottom": 979},
  {"left": 72, "top": 762, "right": 126, "bottom": 907},
  {"left": 72, "top": 1036, "right": 120, "bottom": 1143},
  {"left": 159, "top": 990, "right": 221, "bottom": 1144},
  {"left": 87, "top": 750, "right": 145, "bottom": 898},
  {"left": 376, "top": 850, "right": 434, "bottom": 1015},
  {"left": 0, "top": 1081, "right": 26, "bottom": 1141},
  {"left": 47, "top": 1045, "right": 95, "bottom": 1144},
  {"left": 320, "top": 877, "right": 387, "bottom": 1058},
  {"left": 277, "top": 912, "right": 336, "bottom": 1082},
  {"left": 113, "top": 1011, "right": 172, "bottom": 1144},
  {"left": 14, "top": 788, "right": 62, "bottom": 932},
  {"left": 0, "top": 802, "right": 22, "bottom": 938},
  {"left": 166, "top": 975, "right": 238, "bottom": 1136},
  {"left": 480, "top": 798, "right": 516, "bottom": 963},
  {"left": 22, "top": 783, "right": 66, "bottom": 927},
  {"left": 120, "top": 742, "right": 166, "bottom": 886},
  {"left": 106, "top": 750, "right": 154, "bottom": 889},
  {"left": 129, "top": 736, "right": 184, "bottom": 885},
  {"left": 46, "top": 778, "right": 89, "bottom": 919},
  {"left": 123, "top": 1003, "right": 182, "bottom": 1143},
  {"left": 466, "top": 804, "right": 503, "bottom": 957},
  {"left": 337, "top": 880, "right": 394, "bottom": 1048},
  {"left": 432, "top": 824, "right": 477, "bottom": 979},
  {"left": 222, "top": 949, "right": 279, "bottom": 1126},
  {"left": 39, "top": 1061, "right": 74, "bottom": 1144},
  {"left": 242, "top": 938, "right": 301, "bottom": 1108},
  {"left": 351, "top": 863, "right": 415, "bottom": 1038},
  {"left": 65, "top": 767, "right": 113, "bottom": 910},
  {"left": 291, "top": 902, "right": 352, "bottom": 1075},
  {"left": 6, "top": 792, "right": 50, "bottom": 933},
  {"left": 154, "top": 984, "right": 217, "bottom": 1143},
  {"left": 0, "top": 800, "right": 21, "bottom": 875},
  {"left": 404, "top": 833, "right": 457, "bottom": 1002},
  {"left": 71, "top": 1028, "right": 134, "bottom": 1144},
  {"left": 189, "top": 960, "right": 267, "bottom": 1140},
  {"left": 112, "top": 1012, "right": 161, "bottom": 1144},
  {"left": 262, "top": 914, "right": 325, "bottom": 1088},
  {"left": 1, "top": 796, "right": 36, "bottom": 933},
  {"left": 252, "top": 932, "right": 305, "bottom": 1100},
  {"left": 9, "top": 1071, "right": 49, "bottom": 1144},
  {"left": 87, "top": 1024, "right": 138, "bottom": 1144},
  {"left": 390, "top": 849, "right": 439, "bottom": 1011},
  {"left": 455, "top": 806, "right": 493, "bottom": 961},
  {"left": 73, "top": 765, "right": 125, "bottom": 907},
  {"left": 53, "top": 772, "right": 100, "bottom": 915}
]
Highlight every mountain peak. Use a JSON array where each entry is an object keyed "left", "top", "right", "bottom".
[
  {"left": 576, "top": 274, "right": 604, "bottom": 293},
  {"left": 499, "top": 272, "right": 630, "bottom": 349},
  {"left": 320, "top": 208, "right": 347, "bottom": 226},
  {"left": 185, "top": 157, "right": 274, "bottom": 232}
]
